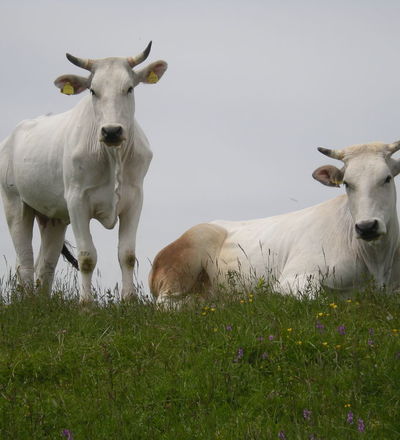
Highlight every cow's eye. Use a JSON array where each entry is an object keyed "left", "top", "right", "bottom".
[
  {"left": 127, "top": 86, "right": 133, "bottom": 94},
  {"left": 343, "top": 181, "right": 349, "bottom": 188},
  {"left": 384, "top": 175, "right": 392, "bottom": 184},
  {"left": 90, "top": 88, "right": 96, "bottom": 96}
]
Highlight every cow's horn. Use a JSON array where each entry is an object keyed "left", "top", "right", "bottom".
[
  {"left": 66, "top": 53, "right": 94, "bottom": 71},
  {"left": 317, "top": 147, "right": 345, "bottom": 161},
  {"left": 388, "top": 140, "right": 400, "bottom": 155},
  {"left": 127, "top": 41, "right": 152, "bottom": 68}
]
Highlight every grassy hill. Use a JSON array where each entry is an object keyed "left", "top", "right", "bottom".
[{"left": 0, "top": 277, "right": 399, "bottom": 439}]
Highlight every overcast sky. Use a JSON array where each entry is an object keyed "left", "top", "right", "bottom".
[{"left": 2, "top": 1, "right": 400, "bottom": 295}]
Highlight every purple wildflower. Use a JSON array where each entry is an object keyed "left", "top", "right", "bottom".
[
  {"left": 261, "top": 352, "right": 268, "bottom": 359},
  {"left": 369, "top": 328, "right": 374, "bottom": 336},
  {"left": 234, "top": 347, "right": 244, "bottom": 362},
  {"left": 257, "top": 336, "right": 265, "bottom": 341},
  {"left": 303, "top": 409, "right": 312, "bottom": 421},
  {"left": 225, "top": 325, "right": 233, "bottom": 331},
  {"left": 62, "top": 430, "right": 74, "bottom": 440},
  {"left": 268, "top": 335, "right": 275, "bottom": 341},
  {"left": 367, "top": 338, "right": 374, "bottom": 347},
  {"left": 395, "top": 352, "right": 400, "bottom": 359},
  {"left": 358, "top": 418, "right": 365, "bottom": 433},
  {"left": 315, "top": 321, "right": 325, "bottom": 332},
  {"left": 278, "top": 431, "right": 287, "bottom": 440},
  {"left": 347, "top": 411, "right": 354, "bottom": 424},
  {"left": 337, "top": 325, "right": 346, "bottom": 335},
  {"left": 309, "top": 435, "right": 319, "bottom": 440}
]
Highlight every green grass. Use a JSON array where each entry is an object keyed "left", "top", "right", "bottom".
[{"left": 0, "top": 278, "right": 399, "bottom": 439}]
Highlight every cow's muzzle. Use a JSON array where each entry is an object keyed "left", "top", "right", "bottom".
[
  {"left": 100, "top": 124, "right": 125, "bottom": 147},
  {"left": 355, "top": 219, "right": 381, "bottom": 241}
]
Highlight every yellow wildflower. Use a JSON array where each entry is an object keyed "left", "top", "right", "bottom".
[
  {"left": 287, "top": 328, "right": 293, "bottom": 333},
  {"left": 322, "top": 342, "right": 328, "bottom": 347},
  {"left": 344, "top": 403, "right": 351, "bottom": 408}
]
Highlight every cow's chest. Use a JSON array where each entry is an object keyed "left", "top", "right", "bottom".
[
  {"left": 87, "top": 158, "right": 125, "bottom": 229},
  {"left": 89, "top": 185, "right": 121, "bottom": 229},
  {"left": 85, "top": 154, "right": 142, "bottom": 229}
]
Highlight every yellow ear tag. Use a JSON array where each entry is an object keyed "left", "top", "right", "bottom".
[
  {"left": 61, "top": 83, "right": 75, "bottom": 95},
  {"left": 147, "top": 71, "right": 159, "bottom": 84}
]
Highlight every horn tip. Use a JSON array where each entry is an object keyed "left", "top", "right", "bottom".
[{"left": 144, "top": 41, "right": 152, "bottom": 56}]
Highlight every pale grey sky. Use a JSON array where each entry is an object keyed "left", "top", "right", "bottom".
[{"left": 2, "top": 1, "right": 400, "bottom": 294}]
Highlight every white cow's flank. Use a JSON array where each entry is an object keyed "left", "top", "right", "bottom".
[
  {"left": 150, "top": 142, "right": 400, "bottom": 306},
  {"left": 0, "top": 43, "right": 168, "bottom": 301}
]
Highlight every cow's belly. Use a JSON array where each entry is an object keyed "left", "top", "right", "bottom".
[
  {"left": 13, "top": 159, "right": 68, "bottom": 221},
  {"left": 211, "top": 217, "right": 367, "bottom": 293}
]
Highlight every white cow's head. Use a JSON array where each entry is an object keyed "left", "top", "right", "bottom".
[
  {"left": 54, "top": 42, "right": 167, "bottom": 147},
  {"left": 312, "top": 141, "right": 400, "bottom": 241}
]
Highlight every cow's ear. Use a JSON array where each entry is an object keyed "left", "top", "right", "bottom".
[
  {"left": 135, "top": 61, "right": 168, "bottom": 85},
  {"left": 54, "top": 74, "right": 90, "bottom": 95},
  {"left": 312, "top": 165, "right": 344, "bottom": 187}
]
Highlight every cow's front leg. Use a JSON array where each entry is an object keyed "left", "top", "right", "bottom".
[
  {"left": 118, "top": 189, "right": 143, "bottom": 300},
  {"left": 68, "top": 201, "right": 97, "bottom": 302},
  {"left": 278, "top": 272, "right": 321, "bottom": 298}
]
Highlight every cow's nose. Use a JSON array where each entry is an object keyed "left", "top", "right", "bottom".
[
  {"left": 355, "top": 220, "right": 379, "bottom": 239},
  {"left": 101, "top": 125, "right": 123, "bottom": 138}
]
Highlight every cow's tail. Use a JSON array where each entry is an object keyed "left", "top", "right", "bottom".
[{"left": 61, "top": 242, "right": 79, "bottom": 270}]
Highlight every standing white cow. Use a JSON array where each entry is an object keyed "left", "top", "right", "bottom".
[
  {"left": 0, "top": 42, "right": 168, "bottom": 301},
  {"left": 150, "top": 141, "right": 400, "bottom": 305}
]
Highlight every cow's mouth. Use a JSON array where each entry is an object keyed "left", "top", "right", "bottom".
[
  {"left": 355, "top": 220, "right": 383, "bottom": 242},
  {"left": 356, "top": 231, "right": 382, "bottom": 242},
  {"left": 100, "top": 137, "right": 125, "bottom": 147}
]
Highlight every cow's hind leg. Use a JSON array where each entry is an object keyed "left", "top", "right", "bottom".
[
  {"left": 1, "top": 195, "right": 35, "bottom": 289},
  {"left": 35, "top": 216, "right": 67, "bottom": 294},
  {"left": 149, "top": 223, "right": 227, "bottom": 307}
]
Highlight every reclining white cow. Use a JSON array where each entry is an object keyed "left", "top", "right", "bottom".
[
  {"left": 150, "top": 141, "right": 400, "bottom": 305},
  {"left": 0, "top": 42, "right": 167, "bottom": 301}
]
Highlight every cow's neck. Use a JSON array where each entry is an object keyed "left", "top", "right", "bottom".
[{"left": 103, "top": 147, "right": 123, "bottom": 229}]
